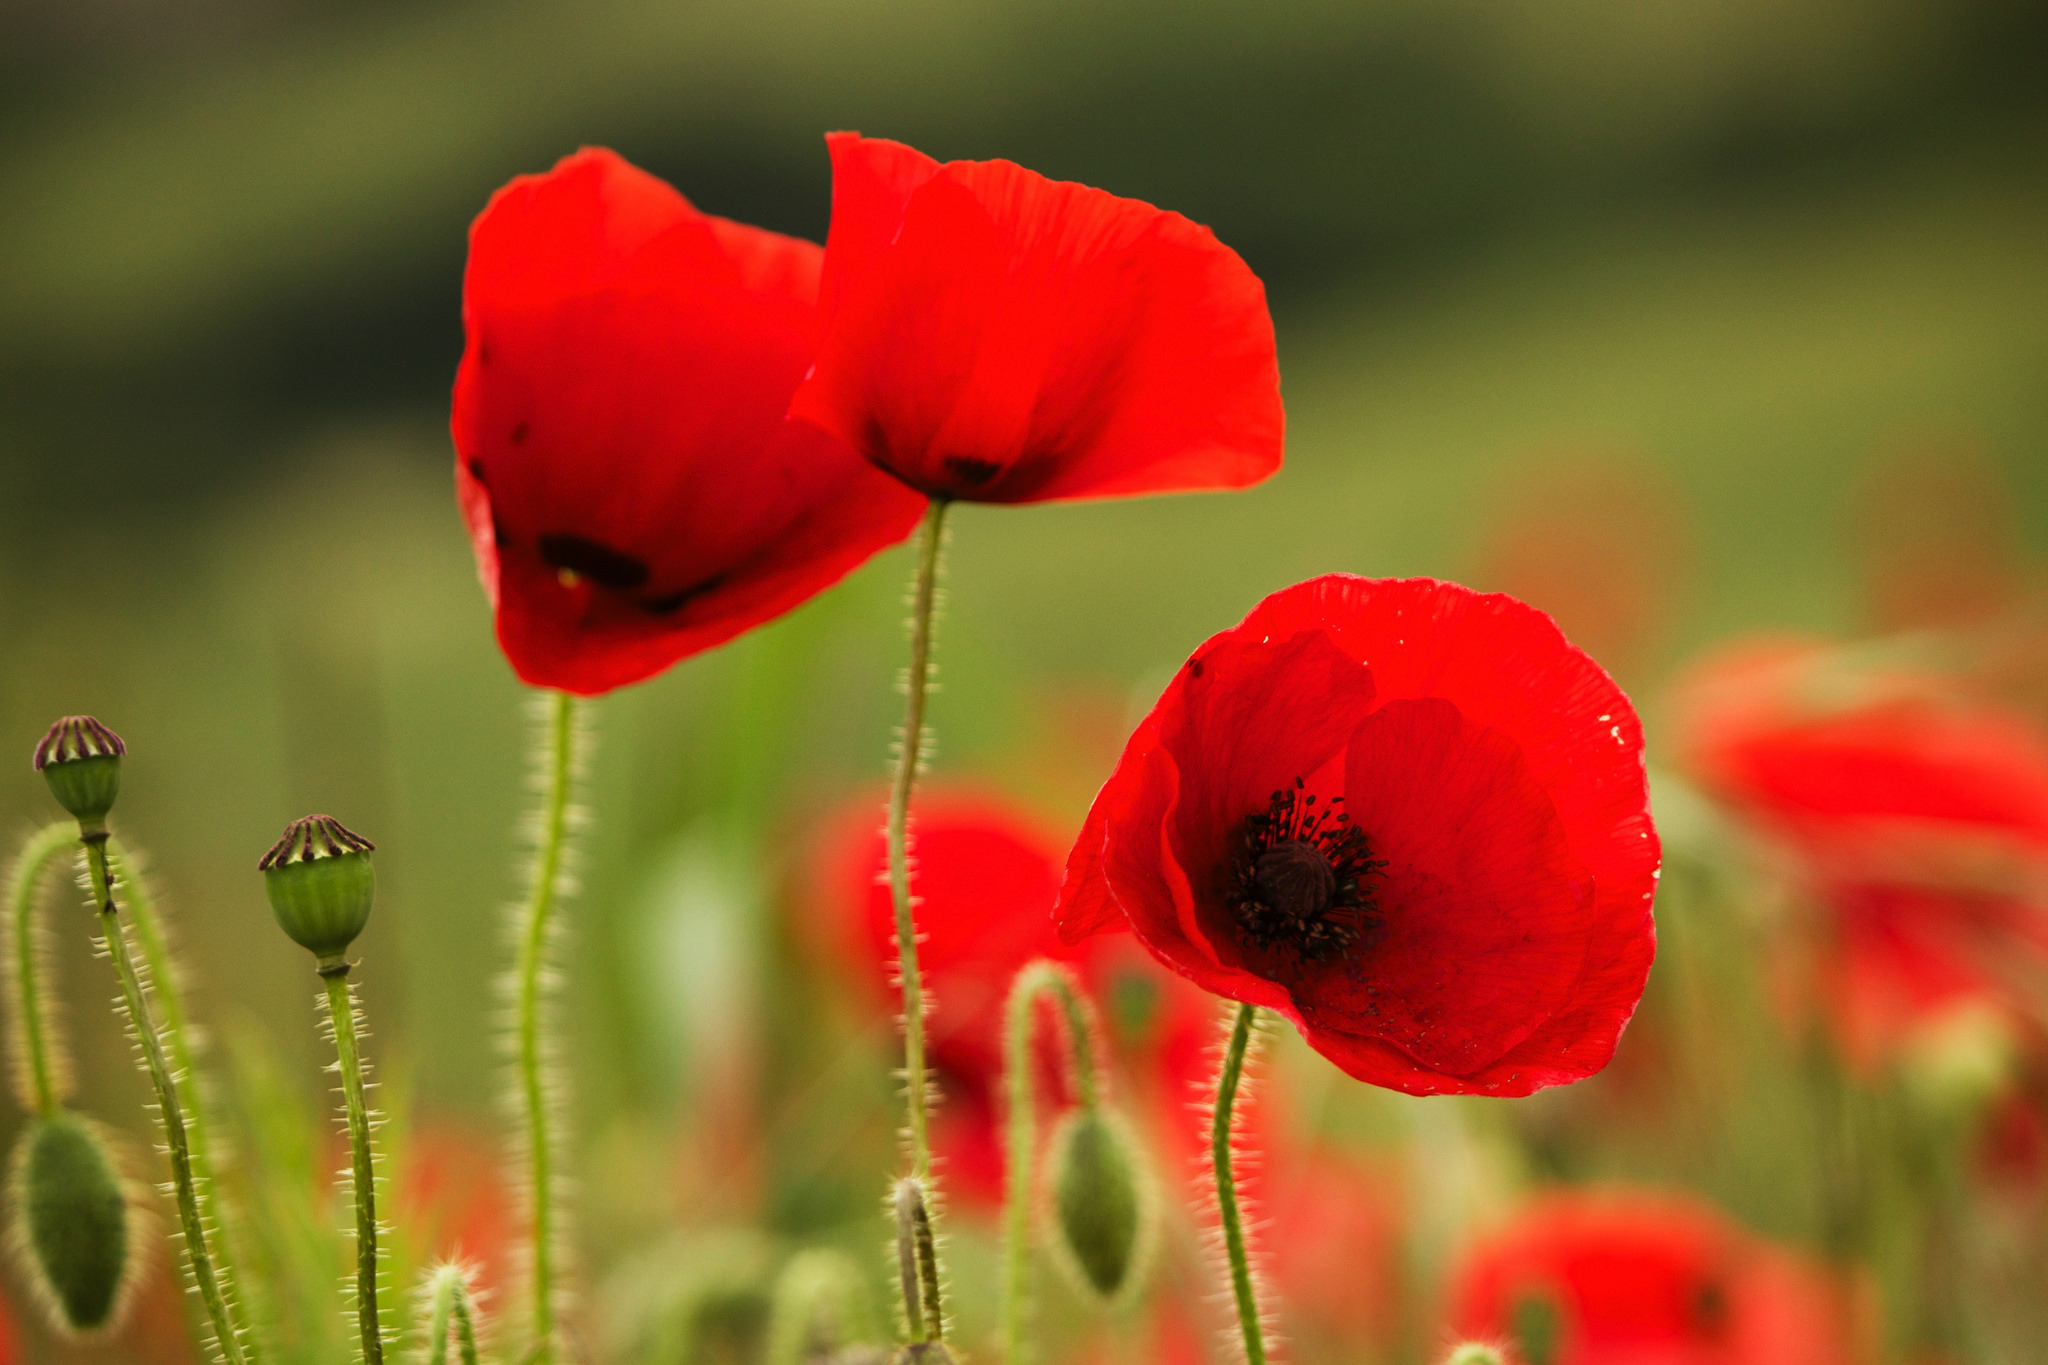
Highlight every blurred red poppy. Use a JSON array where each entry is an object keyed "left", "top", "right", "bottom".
[
  {"left": 1262, "top": 1147, "right": 1405, "bottom": 1351},
  {"left": 808, "top": 787, "right": 1215, "bottom": 1207},
  {"left": 1674, "top": 639, "right": 2048, "bottom": 1061},
  {"left": 1448, "top": 1191, "right": 1856, "bottom": 1365},
  {"left": 788, "top": 132, "right": 1284, "bottom": 504},
  {"left": 453, "top": 147, "right": 925, "bottom": 695},
  {"left": 1057, "top": 575, "right": 1660, "bottom": 1097},
  {"left": 397, "top": 1125, "right": 515, "bottom": 1300}
]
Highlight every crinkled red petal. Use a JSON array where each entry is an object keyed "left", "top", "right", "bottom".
[
  {"left": 792, "top": 135, "right": 1282, "bottom": 504},
  {"left": 453, "top": 147, "right": 924, "bottom": 694}
]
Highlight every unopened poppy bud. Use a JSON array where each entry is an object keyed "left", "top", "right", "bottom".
[
  {"left": 1048, "top": 1108, "right": 1150, "bottom": 1302},
  {"left": 32, "top": 717, "right": 125, "bottom": 831},
  {"left": 259, "top": 815, "right": 376, "bottom": 963},
  {"left": 9, "top": 1112, "right": 136, "bottom": 1335},
  {"left": 1446, "top": 1347, "right": 1505, "bottom": 1365}
]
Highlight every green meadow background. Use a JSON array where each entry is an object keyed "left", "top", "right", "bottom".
[{"left": 2, "top": 0, "right": 2045, "bottom": 1359}]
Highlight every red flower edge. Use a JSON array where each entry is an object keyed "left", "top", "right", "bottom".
[
  {"left": 453, "top": 147, "right": 925, "bottom": 695},
  {"left": 1057, "top": 575, "right": 1659, "bottom": 1097},
  {"left": 788, "top": 132, "right": 1284, "bottom": 504}
]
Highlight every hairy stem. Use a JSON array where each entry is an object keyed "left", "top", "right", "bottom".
[
  {"left": 516, "top": 689, "right": 580, "bottom": 1364},
  {"left": 1001, "top": 960, "right": 1103, "bottom": 1364},
  {"left": 1214, "top": 1003, "right": 1265, "bottom": 1365},
  {"left": 425, "top": 1264, "right": 482, "bottom": 1365},
  {"left": 889, "top": 498, "right": 951, "bottom": 1182},
  {"left": 6, "top": 821, "right": 74, "bottom": 1115},
  {"left": 83, "top": 834, "right": 249, "bottom": 1365},
  {"left": 322, "top": 969, "right": 383, "bottom": 1365}
]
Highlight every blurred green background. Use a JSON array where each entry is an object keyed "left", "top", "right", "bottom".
[{"left": 3, "top": 0, "right": 2047, "bottom": 1359}]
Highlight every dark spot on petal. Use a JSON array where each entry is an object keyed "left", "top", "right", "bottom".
[
  {"left": 495, "top": 529, "right": 512, "bottom": 548},
  {"left": 511, "top": 421, "right": 529, "bottom": 446},
  {"left": 641, "top": 574, "right": 727, "bottom": 615},
  {"left": 477, "top": 342, "right": 491, "bottom": 365},
  {"left": 1187, "top": 656, "right": 1204, "bottom": 678},
  {"left": 537, "top": 534, "right": 649, "bottom": 590},
  {"left": 943, "top": 456, "right": 1003, "bottom": 488},
  {"left": 1692, "top": 1280, "right": 1730, "bottom": 1335},
  {"left": 466, "top": 458, "right": 487, "bottom": 485}
]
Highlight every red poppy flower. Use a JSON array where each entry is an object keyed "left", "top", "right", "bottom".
[
  {"left": 397, "top": 1125, "right": 515, "bottom": 1299},
  {"left": 453, "top": 147, "right": 926, "bottom": 695},
  {"left": 1057, "top": 575, "right": 1659, "bottom": 1097},
  {"left": 786, "top": 132, "right": 1284, "bottom": 504},
  {"left": 1448, "top": 1192, "right": 1856, "bottom": 1365},
  {"left": 1673, "top": 639, "right": 2048, "bottom": 1060},
  {"left": 807, "top": 786, "right": 1214, "bottom": 1207},
  {"left": 1262, "top": 1148, "right": 1404, "bottom": 1350}
]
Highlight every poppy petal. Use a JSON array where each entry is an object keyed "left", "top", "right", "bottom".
[{"left": 793, "top": 135, "right": 1283, "bottom": 504}]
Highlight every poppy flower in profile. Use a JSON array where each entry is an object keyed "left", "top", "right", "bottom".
[
  {"left": 1673, "top": 639, "right": 2048, "bottom": 1062},
  {"left": 807, "top": 786, "right": 1213, "bottom": 1208},
  {"left": 453, "top": 147, "right": 926, "bottom": 695},
  {"left": 1448, "top": 1191, "right": 1856, "bottom": 1365},
  {"left": 1057, "top": 575, "right": 1660, "bottom": 1097},
  {"left": 788, "top": 132, "right": 1284, "bottom": 504}
]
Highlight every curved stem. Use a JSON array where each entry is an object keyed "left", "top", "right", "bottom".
[
  {"left": 1214, "top": 1003, "right": 1265, "bottom": 1365},
  {"left": 888, "top": 499, "right": 951, "bottom": 1182},
  {"left": 323, "top": 968, "right": 383, "bottom": 1365},
  {"left": 1001, "top": 960, "right": 1104, "bottom": 1364},
  {"left": 425, "top": 1264, "right": 482, "bottom": 1365},
  {"left": 83, "top": 834, "right": 249, "bottom": 1365},
  {"left": 516, "top": 689, "right": 579, "bottom": 1364},
  {"left": 7, "top": 821, "right": 75, "bottom": 1116}
]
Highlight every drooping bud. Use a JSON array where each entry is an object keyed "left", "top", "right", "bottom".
[
  {"left": 259, "top": 815, "right": 376, "bottom": 963},
  {"left": 1445, "top": 1346, "right": 1506, "bottom": 1365},
  {"left": 1047, "top": 1108, "right": 1150, "bottom": 1302},
  {"left": 32, "top": 717, "right": 125, "bottom": 831},
  {"left": 8, "top": 1111, "right": 136, "bottom": 1336}
]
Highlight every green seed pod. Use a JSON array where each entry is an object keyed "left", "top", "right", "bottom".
[
  {"left": 1047, "top": 1108, "right": 1151, "bottom": 1303},
  {"left": 8, "top": 1111, "right": 136, "bottom": 1335},
  {"left": 31, "top": 717, "right": 125, "bottom": 831},
  {"left": 259, "top": 815, "right": 376, "bottom": 962}
]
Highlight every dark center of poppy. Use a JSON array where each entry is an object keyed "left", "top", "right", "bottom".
[
  {"left": 537, "top": 533, "right": 649, "bottom": 590},
  {"left": 1252, "top": 841, "right": 1335, "bottom": 921},
  {"left": 1226, "top": 778, "right": 1384, "bottom": 962}
]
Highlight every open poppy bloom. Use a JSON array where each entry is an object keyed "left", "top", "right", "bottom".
[
  {"left": 807, "top": 786, "right": 1213, "bottom": 1207},
  {"left": 1448, "top": 1191, "right": 1856, "bottom": 1365},
  {"left": 1673, "top": 639, "right": 2048, "bottom": 1061},
  {"left": 453, "top": 147, "right": 926, "bottom": 695},
  {"left": 1056, "top": 575, "right": 1660, "bottom": 1097},
  {"left": 787, "top": 133, "right": 1284, "bottom": 504}
]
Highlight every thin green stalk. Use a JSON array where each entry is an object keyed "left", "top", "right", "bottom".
[
  {"left": 516, "top": 689, "right": 579, "bottom": 1364},
  {"left": 1214, "top": 1003, "right": 1265, "bottom": 1365},
  {"left": 322, "top": 968, "right": 383, "bottom": 1365},
  {"left": 425, "top": 1264, "right": 482, "bottom": 1365},
  {"left": 6, "top": 821, "right": 75, "bottom": 1116},
  {"left": 1001, "top": 961, "right": 1102, "bottom": 1364},
  {"left": 893, "top": 1176, "right": 944, "bottom": 1344},
  {"left": 82, "top": 834, "right": 249, "bottom": 1365},
  {"left": 888, "top": 498, "right": 951, "bottom": 1180}
]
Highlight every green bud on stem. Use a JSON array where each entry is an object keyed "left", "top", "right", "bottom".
[
  {"left": 32, "top": 717, "right": 124, "bottom": 832},
  {"left": 259, "top": 815, "right": 376, "bottom": 963},
  {"left": 1446, "top": 1346, "right": 1507, "bottom": 1365},
  {"left": 1047, "top": 1108, "right": 1150, "bottom": 1303},
  {"left": 8, "top": 1112, "right": 136, "bottom": 1336}
]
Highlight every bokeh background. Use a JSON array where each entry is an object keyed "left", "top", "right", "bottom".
[{"left": 3, "top": 0, "right": 2047, "bottom": 1360}]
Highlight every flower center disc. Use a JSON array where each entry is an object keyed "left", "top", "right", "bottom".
[{"left": 1252, "top": 840, "right": 1335, "bottom": 921}]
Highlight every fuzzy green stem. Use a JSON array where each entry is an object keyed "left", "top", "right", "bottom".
[
  {"left": 1214, "top": 1002, "right": 1265, "bottom": 1365},
  {"left": 83, "top": 833, "right": 249, "bottom": 1365},
  {"left": 889, "top": 498, "right": 951, "bottom": 1182},
  {"left": 517, "top": 689, "right": 578, "bottom": 1364},
  {"left": 1001, "top": 960, "right": 1104, "bottom": 1364},
  {"left": 7, "top": 821, "right": 74, "bottom": 1116},
  {"left": 322, "top": 967, "right": 383, "bottom": 1365},
  {"left": 425, "top": 1265, "right": 482, "bottom": 1365},
  {"left": 893, "top": 1176, "right": 944, "bottom": 1344}
]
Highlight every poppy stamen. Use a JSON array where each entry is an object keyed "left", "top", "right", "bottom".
[{"left": 1227, "top": 779, "right": 1383, "bottom": 962}]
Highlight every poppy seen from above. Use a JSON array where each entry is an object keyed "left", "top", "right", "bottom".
[
  {"left": 453, "top": 147, "right": 926, "bottom": 695},
  {"left": 1056, "top": 575, "right": 1660, "bottom": 1097},
  {"left": 789, "top": 132, "right": 1285, "bottom": 504}
]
